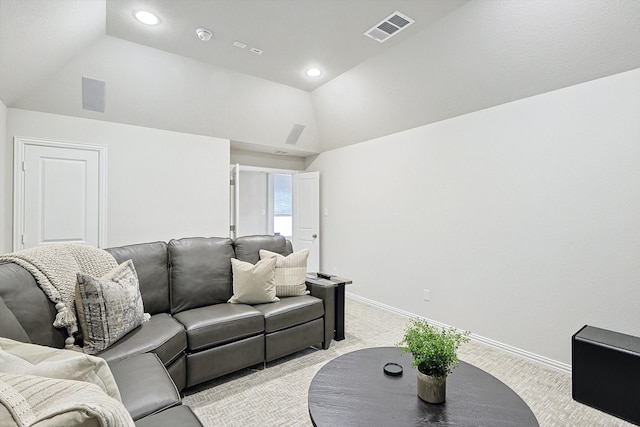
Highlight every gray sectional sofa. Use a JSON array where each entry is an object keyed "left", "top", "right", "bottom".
[{"left": 0, "top": 234, "right": 335, "bottom": 426}]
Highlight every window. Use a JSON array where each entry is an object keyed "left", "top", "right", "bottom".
[{"left": 273, "top": 174, "right": 292, "bottom": 238}]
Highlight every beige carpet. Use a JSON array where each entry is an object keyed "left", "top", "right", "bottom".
[{"left": 183, "top": 297, "right": 634, "bottom": 427}]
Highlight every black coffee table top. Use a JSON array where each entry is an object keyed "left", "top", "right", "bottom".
[{"left": 308, "top": 347, "right": 539, "bottom": 427}]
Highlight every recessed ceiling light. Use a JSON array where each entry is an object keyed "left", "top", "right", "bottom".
[
  {"left": 306, "top": 68, "right": 322, "bottom": 77},
  {"left": 134, "top": 10, "right": 159, "bottom": 25}
]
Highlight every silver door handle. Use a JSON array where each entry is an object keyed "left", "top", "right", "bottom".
[{"left": 312, "top": 234, "right": 318, "bottom": 238}]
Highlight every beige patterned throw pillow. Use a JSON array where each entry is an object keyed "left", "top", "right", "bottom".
[
  {"left": 75, "top": 260, "right": 147, "bottom": 354},
  {"left": 228, "top": 257, "right": 279, "bottom": 304},
  {"left": 259, "top": 249, "right": 309, "bottom": 297}
]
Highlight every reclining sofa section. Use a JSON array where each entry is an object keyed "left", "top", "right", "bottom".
[{"left": 0, "top": 235, "right": 335, "bottom": 392}]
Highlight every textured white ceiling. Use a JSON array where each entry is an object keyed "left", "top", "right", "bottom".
[
  {"left": 105, "top": 0, "right": 468, "bottom": 91},
  {"left": 312, "top": 0, "right": 640, "bottom": 149},
  {"left": 0, "top": 0, "right": 105, "bottom": 105}
]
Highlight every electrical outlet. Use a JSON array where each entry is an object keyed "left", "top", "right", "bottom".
[{"left": 423, "top": 289, "right": 430, "bottom": 301}]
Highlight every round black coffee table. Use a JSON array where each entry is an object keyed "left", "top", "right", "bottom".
[{"left": 308, "top": 347, "right": 539, "bottom": 426}]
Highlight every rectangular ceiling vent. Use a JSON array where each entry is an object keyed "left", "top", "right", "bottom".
[{"left": 364, "top": 11, "right": 414, "bottom": 43}]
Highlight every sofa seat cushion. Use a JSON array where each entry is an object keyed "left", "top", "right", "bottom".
[
  {"left": 253, "top": 295, "right": 324, "bottom": 333},
  {"left": 98, "top": 313, "right": 186, "bottom": 366},
  {"left": 109, "top": 353, "right": 180, "bottom": 421},
  {"left": 173, "top": 304, "right": 264, "bottom": 352}
]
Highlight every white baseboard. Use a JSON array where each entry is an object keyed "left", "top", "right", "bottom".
[{"left": 346, "top": 292, "right": 572, "bottom": 374}]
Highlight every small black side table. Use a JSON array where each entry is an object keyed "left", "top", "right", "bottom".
[{"left": 306, "top": 273, "right": 351, "bottom": 341}]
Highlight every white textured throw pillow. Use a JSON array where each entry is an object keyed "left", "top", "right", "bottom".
[
  {"left": 228, "top": 257, "right": 279, "bottom": 304},
  {"left": 259, "top": 249, "right": 309, "bottom": 297}
]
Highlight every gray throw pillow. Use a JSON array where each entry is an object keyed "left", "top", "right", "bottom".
[{"left": 76, "top": 260, "right": 147, "bottom": 354}]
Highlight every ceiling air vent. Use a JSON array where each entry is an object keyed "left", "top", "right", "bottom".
[{"left": 364, "top": 11, "right": 414, "bottom": 43}]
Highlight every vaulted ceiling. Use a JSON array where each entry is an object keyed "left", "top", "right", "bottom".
[
  {"left": 105, "top": 0, "right": 468, "bottom": 92},
  {"left": 1, "top": 0, "right": 639, "bottom": 156}
]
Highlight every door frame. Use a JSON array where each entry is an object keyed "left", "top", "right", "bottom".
[
  {"left": 229, "top": 164, "right": 319, "bottom": 271},
  {"left": 230, "top": 164, "right": 300, "bottom": 238},
  {"left": 13, "top": 136, "right": 108, "bottom": 251}
]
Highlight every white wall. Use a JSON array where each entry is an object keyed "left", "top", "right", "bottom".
[
  {"left": 308, "top": 69, "right": 640, "bottom": 366},
  {"left": 230, "top": 148, "right": 305, "bottom": 171},
  {"left": 0, "top": 99, "right": 9, "bottom": 252},
  {"left": 12, "top": 36, "right": 320, "bottom": 154},
  {"left": 5, "top": 109, "right": 230, "bottom": 248}
]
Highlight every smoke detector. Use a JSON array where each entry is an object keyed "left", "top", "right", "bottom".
[
  {"left": 364, "top": 11, "right": 414, "bottom": 43},
  {"left": 196, "top": 28, "right": 213, "bottom": 41}
]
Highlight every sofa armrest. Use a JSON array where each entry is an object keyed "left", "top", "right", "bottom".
[
  {"left": 135, "top": 405, "right": 203, "bottom": 427},
  {"left": 109, "top": 353, "right": 180, "bottom": 421},
  {"left": 305, "top": 280, "right": 335, "bottom": 349}
]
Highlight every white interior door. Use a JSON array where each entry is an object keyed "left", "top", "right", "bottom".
[
  {"left": 293, "top": 171, "right": 319, "bottom": 272},
  {"left": 14, "top": 137, "right": 107, "bottom": 250},
  {"left": 238, "top": 170, "right": 268, "bottom": 236}
]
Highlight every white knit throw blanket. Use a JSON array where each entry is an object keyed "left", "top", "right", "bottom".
[
  {"left": 0, "top": 245, "right": 118, "bottom": 348},
  {"left": 0, "top": 373, "right": 134, "bottom": 427}
]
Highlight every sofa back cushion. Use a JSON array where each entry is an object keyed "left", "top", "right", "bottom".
[
  {"left": 0, "top": 296, "right": 30, "bottom": 342},
  {"left": 106, "top": 242, "right": 169, "bottom": 315},
  {"left": 0, "top": 263, "right": 67, "bottom": 348},
  {"left": 169, "top": 237, "right": 234, "bottom": 313},
  {"left": 233, "top": 235, "right": 292, "bottom": 265}
]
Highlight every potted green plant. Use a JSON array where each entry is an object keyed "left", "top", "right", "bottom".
[{"left": 399, "top": 318, "right": 470, "bottom": 404}]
